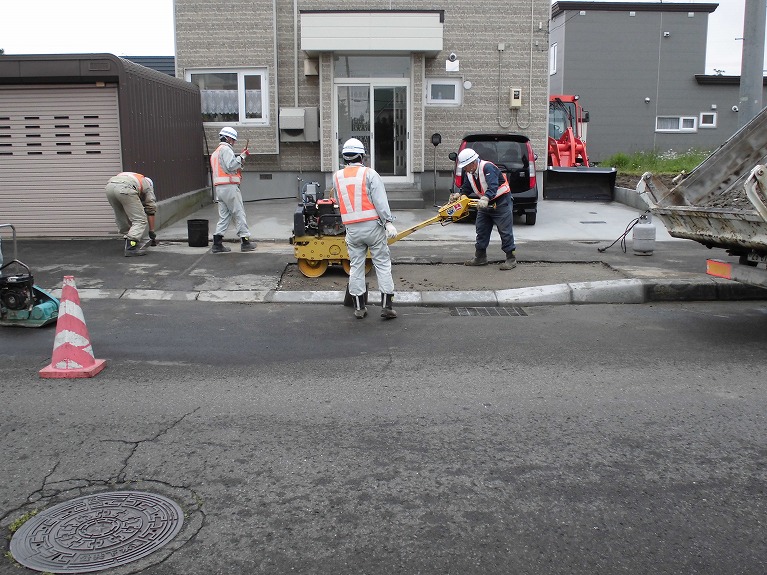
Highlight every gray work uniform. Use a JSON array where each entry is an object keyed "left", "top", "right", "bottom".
[
  {"left": 212, "top": 142, "right": 252, "bottom": 239},
  {"left": 334, "top": 162, "right": 395, "bottom": 297},
  {"left": 105, "top": 173, "right": 157, "bottom": 241}
]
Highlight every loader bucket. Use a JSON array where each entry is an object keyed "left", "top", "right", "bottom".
[{"left": 542, "top": 166, "right": 617, "bottom": 201}]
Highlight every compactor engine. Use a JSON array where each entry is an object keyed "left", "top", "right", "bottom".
[{"left": 293, "top": 182, "right": 345, "bottom": 238}]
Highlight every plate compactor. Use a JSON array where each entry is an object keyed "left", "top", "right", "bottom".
[
  {"left": 290, "top": 182, "right": 477, "bottom": 278},
  {"left": 0, "top": 224, "right": 59, "bottom": 328}
]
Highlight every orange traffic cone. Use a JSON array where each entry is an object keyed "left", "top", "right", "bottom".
[{"left": 39, "top": 276, "right": 107, "bottom": 379}]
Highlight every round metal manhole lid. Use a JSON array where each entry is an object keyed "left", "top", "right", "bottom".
[{"left": 10, "top": 491, "right": 184, "bottom": 573}]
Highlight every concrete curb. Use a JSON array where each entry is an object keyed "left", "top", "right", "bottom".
[{"left": 53, "top": 278, "right": 767, "bottom": 306}]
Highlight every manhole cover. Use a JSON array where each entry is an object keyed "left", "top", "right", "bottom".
[{"left": 10, "top": 491, "right": 184, "bottom": 573}]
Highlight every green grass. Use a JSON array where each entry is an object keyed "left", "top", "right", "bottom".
[{"left": 601, "top": 149, "right": 711, "bottom": 175}]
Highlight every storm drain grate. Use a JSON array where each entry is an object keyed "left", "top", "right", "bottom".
[
  {"left": 10, "top": 491, "right": 184, "bottom": 573},
  {"left": 450, "top": 306, "right": 527, "bottom": 316}
]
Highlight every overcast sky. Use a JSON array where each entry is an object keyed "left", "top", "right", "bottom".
[{"left": 0, "top": 0, "right": 762, "bottom": 76}]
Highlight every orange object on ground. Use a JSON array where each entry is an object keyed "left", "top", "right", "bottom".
[{"left": 39, "top": 276, "right": 107, "bottom": 379}]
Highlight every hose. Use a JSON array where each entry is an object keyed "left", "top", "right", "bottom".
[{"left": 597, "top": 212, "right": 648, "bottom": 253}]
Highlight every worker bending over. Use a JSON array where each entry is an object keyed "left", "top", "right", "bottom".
[
  {"left": 333, "top": 138, "right": 398, "bottom": 319},
  {"left": 105, "top": 172, "right": 157, "bottom": 257}
]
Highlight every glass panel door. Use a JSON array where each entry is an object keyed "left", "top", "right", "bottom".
[
  {"left": 373, "top": 86, "right": 407, "bottom": 177},
  {"left": 336, "top": 85, "right": 371, "bottom": 166},
  {"left": 336, "top": 81, "right": 409, "bottom": 181}
]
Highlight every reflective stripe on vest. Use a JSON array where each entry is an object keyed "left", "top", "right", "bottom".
[
  {"left": 116, "top": 172, "right": 145, "bottom": 191},
  {"left": 334, "top": 166, "right": 379, "bottom": 224},
  {"left": 467, "top": 160, "right": 510, "bottom": 199},
  {"left": 211, "top": 143, "right": 241, "bottom": 186}
]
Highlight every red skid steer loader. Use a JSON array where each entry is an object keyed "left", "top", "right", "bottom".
[{"left": 543, "top": 95, "right": 617, "bottom": 201}]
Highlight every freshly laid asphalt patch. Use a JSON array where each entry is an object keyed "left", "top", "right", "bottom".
[{"left": 279, "top": 261, "right": 627, "bottom": 292}]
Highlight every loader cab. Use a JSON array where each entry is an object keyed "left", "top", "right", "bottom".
[{"left": 549, "top": 96, "right": 588, "bottom": 141}]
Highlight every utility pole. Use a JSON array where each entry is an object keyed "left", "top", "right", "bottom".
[{"left": 738, "top": 0, "right": 766, "bottom": 127}]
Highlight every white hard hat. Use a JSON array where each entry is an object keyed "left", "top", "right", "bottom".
[
  {"left": 219, "top": 127, "right": 238, "bottom": 141},
  {"left": 341, "top": 138, "right": 366, "bottom": 158},
  {"left": 457, "top": 148, "right": 480, "bottom": 169}
]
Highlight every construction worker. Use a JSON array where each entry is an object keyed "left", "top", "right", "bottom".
[
  {"left": 210, "top": 127, "right": 255, "bottom": 253},
  {"left": 105, "top": 172, "right": 157, "bottom": 257},
  {"left": 452, "top": 148, "right": 517, "bottom": 270},
  {"left": 333, "top": 138, "right": 398, "bottom": 319}
]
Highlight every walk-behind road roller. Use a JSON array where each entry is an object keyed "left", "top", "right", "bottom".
[
  {"left": 290, "top": 184, "right": 477, "bottom": 277},
  {"left": 0, "top": 224, "right": 59, "bottom": 328}
]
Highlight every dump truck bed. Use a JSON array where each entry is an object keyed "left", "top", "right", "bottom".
[{"left": 640, "top": 105, "right": 767, "bottom": 254}]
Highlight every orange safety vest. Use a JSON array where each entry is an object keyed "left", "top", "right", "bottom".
[
  {"left": 116, "top": 172, "right": 147, "bottom": 190},
  {"left": 467, "top": 160, "right": 510, "bottom": 199},
  {"left": 210, "top": 143, "right": 241, "bottom": 186},
  {"left": 333, "top": 166, "right": 379, "bottom": 224}
]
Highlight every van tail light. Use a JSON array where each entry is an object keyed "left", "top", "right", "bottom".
[
  {"left": 453, "top": 142, "right": 468, "bottom": 189},
  {"left": 527, "top": 142, "right": 537, "bottom": 189}
]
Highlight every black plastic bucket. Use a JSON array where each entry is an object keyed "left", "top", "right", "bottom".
[{"left": 187, "top": 219, "right": 209, "bottom": 247}]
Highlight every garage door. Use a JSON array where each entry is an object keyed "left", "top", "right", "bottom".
[{"left": 0, "top": 85, "right": 122, "bottom": 238}]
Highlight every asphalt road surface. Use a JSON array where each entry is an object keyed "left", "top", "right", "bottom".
[{"left": 1, "top": 300, "right": 766, "bottom": 575}]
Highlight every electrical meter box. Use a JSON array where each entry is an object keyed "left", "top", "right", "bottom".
[{"left": 509, "top": 88, "right": 522, "bottom": 108}]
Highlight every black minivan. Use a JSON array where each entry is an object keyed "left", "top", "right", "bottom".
[{"left": 448, "top": 133, "right": 539, "bottom": 225}]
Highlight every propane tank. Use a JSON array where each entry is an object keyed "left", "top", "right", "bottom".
[{"left": 632, "top": 213, "right": 656, "bottom": 256}]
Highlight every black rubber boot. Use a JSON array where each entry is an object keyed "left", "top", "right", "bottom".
[
  {"left": 380, "top": 293, "right": 397, "bottom": 319},
  {"left": 240, "top": 237, "right": 256, "bottom": 252},
  {"left": 464, "top": 249, "right": 488, "bottom": 266},
  {"left": 353, "top": 295, "right": 368, "bottom": 319},
  {"left": 499, "top": 252, "right": 517, "bottom": 270},
  {"left": 211, "top": 234, "right": 231, "bottom": 253},
  {"left": 124, "top": 238, "right": 147, "bottom": 257}
]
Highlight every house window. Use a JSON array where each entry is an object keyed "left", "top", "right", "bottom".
[
  {"left": 425, "top": 78, "right": 462, "bottom": 106},
  {"left": 549, "top": 43, "right": 557, "bottom": 75},
  {"left": 700, "top": 112, "right": 717, "bottom": 128},
  {"left": 187, "top": 68, "right": 268, "bottom": 125},
  {"left": 656, "top": 116, "right": 697, "bottom": 132}
]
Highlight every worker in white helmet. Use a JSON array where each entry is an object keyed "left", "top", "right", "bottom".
[
  {"left": 210, "top": 127, "right": 255, "bottom": 253},
  {"left": 453, "top": 147, "right": 517, "bottom": 270},
  {"left": 333, "top": 138, "right": 398, "bottom": 319},
  {"left": 104, "top": 172, "right": 158, "bottom": 256}
]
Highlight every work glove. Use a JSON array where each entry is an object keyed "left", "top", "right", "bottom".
[
  {"left": 149, "top": 230, "right": 158, "bottom": 246},
  {"left": 448, "top": 192, "right": 460, "bottom": 202},
  {"left": 239, "top": 148, "right": 250, "bottom": 162},
  {"left": 477, "top": 196, "right": 489, "bottom": 209},
  {"left": 385, "top": 222, "right": 398, "bottom": 239}
]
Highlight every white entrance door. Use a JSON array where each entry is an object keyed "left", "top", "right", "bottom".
[{"left": 335, "top": 80, "right": 410, "bottom": 183}]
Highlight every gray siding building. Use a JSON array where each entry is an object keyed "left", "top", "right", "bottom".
[
  {"left": 173, "top": 1, "right": 551, "bottom": 206},
  {"left": 550, "top": 1, "right": 766, "bottom": 162},
  {"left": 0, "top": 54, "right": 207, "bottom": 237}
]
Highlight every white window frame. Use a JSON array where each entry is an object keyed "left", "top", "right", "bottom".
[
  {"left": 655, "top": 116, "right": 697, "bottom": 133},
  {"left": 699, "top": 112, "right": 717, "bottom": 128},
  {"left": 185, "top": 67, "right": 269, "bottom": 126},
  {"left": 549, "top": 43, "right": 558, "bottom": 75},
  {"left": 425, "top": 78, "right": 462, "bottom": 106}
]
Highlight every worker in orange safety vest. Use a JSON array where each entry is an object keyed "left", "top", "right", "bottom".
[
  {"left": 210, "top": 127, "right": 255, "bottom": 253},
  {"left": 451, "top": 148, "right": 517, "bottom": 270},
  {"left": 333, "top": 138, "right": 398, "bottom": 320},
  {"left": 105, "top": 172, "right": 157, "bottom": 257}
]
